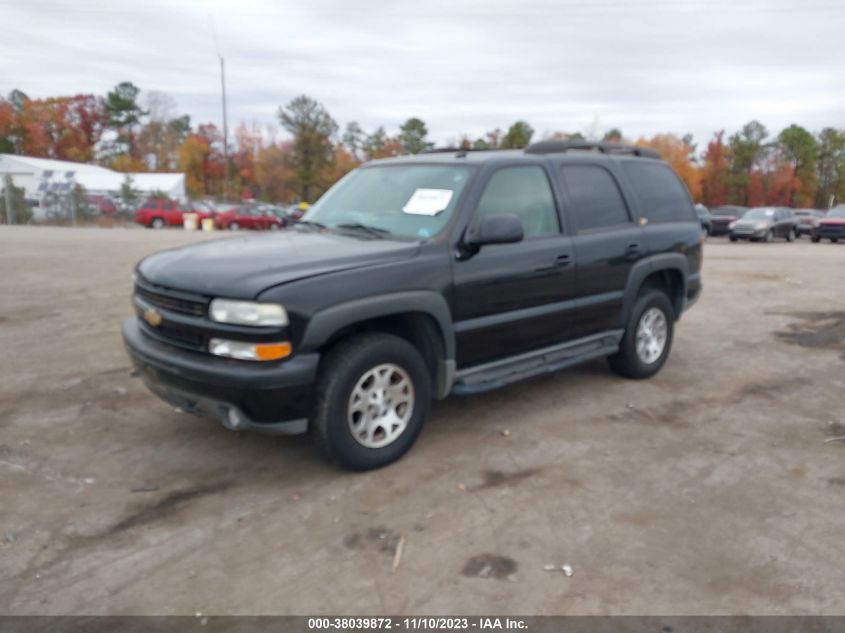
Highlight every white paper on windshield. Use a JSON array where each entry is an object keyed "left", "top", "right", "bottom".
[{"left": 402, "top": 189, "right": 453, "bottom": 216}]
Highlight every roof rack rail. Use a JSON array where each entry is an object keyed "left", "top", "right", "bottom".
[{"left": 524, "top": 140, "right": 661, "bottom": 159}]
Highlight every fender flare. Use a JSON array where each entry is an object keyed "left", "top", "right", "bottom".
[
  {"left": 299, "top": 290, "right": 455, "bottom": 361},
  {"left": 621, "top": 254, "right": 689, "bottom": 326}
]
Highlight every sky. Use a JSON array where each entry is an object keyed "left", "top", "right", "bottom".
[{"left": 2, "top": 0, "right": 844, "bottom": 148}]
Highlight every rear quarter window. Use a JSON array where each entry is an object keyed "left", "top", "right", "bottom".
[{"left": 623, "top": 162, "right": 696, "bottom": 224}]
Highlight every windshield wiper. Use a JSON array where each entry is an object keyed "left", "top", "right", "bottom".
[
  {"left": 294, "top": 220, "right": 328, "bottom": 231},
  {"left": 335, "top": 222, "right": 391, "bottom": 239}
]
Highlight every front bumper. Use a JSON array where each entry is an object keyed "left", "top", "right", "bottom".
[
  {"left": 814, "top": 225, "right": 845, "bottom": 239},
  {"left": 730, "top": 226, "right": 767, "bottom": 239},
  {"left": 122, "top": 317, "right": 319, "bottom": 434}
]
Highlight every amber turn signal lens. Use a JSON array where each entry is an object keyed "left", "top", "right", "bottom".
[{"left": 255, "top": 342, "right": 292, "bottom": 361}]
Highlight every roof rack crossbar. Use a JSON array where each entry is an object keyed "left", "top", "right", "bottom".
[{"left": 524, "top": 140, "right": 660, "bottom": 159}]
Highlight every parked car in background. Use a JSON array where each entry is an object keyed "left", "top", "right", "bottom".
[
  {"left": 811, "top": 205, "right": 845, "bottom": 243},
  {"left": 86, "top": 195, "right": 118, "bottom": 216},
  {"left": 729, "top": 207, "right": 796, "bottom": 242},
  {"left": 134, "top": 198, "right": 214, "bottom": 228},
  {"left": 793, "top": 209, "right": 824, "bottom": 237},
  {"left": 695, "top": 204, "right": 712, "bottom": 236},
  {"left": 709, "top": 206, "right": 748, "bottom": 235},
  {"left": 215, "top": 205, "right": 284, "bottom": 231}
]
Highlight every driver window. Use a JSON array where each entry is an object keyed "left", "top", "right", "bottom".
[{"left": 474, "top": 166, "right": 559, "bottom": 239}]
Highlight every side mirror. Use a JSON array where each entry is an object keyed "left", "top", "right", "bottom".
[{"left": 465, "top": 214, "right": 524, "bottom": 249}]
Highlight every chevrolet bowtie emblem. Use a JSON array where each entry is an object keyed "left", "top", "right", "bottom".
[{"left": 143, "top": 307, "right": 162, "bottom": 327}]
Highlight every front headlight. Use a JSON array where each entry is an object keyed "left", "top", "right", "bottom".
[
  {"left": 728, "top": 221, "right": 736, "bottom": 230},
  {"left": 756, "top": 222, "right": 768, "bottom": 230},
  {"left": 209, "top": 299, "right": 288, "bottom": 327}
]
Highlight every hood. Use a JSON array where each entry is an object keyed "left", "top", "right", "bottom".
[
  {"left": 734, "top": 217, "right": 773, "bottom": 228},
  {"left": 138, "top": 230, "right": 420, "bottom": 299},
  {"left": 820, "top": 218, "right": 845, "bottom": 225}
]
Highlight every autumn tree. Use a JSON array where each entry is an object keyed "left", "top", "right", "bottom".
[
  {"left": 700, "top": 131, "right": 730, "bottom": 207},
  {"left": 637, "top": 133, "right": 701, "bottom": 201},
  {"left": 814, "top": 127, "right": 845, "bottom": 209},
  {"left": 727, "top": 120, "right": 769, "bottom": 205},
  {"left": 278, "top": 94, "right": 338, "bottom": 201},
  {"left": 399, "top": 117, "right": 433, "bottom": 154},
  {"left": 501, "top": 121, "right": 534, "bottom": 149},
  {"left": 137, "top": 91, "right": 191, "bottom": 171},
  {"left": 255, "top": 143, "right": 293, "bottom": 202},
  {"left": 776, "top": 124, "right": 817, "bottom": 206}
]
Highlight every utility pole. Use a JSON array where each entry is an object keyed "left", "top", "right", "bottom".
[
  {"left": 220, "top": 56, "right": 230, "bottom": 202},
  {"left": 3, "top": 174, "right": 13, "bottom": 225}
]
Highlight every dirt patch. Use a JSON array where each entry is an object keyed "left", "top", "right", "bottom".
[
  {"left": 462, "top": 554, "right": 517, "bottom": 580},
  {"left": 827, "top": 478, "right": 845, "bottom": 487},
  {"left": 607, "top": 400, "right": 693, "bottom": 428},
  {"left": 343, "top": 526, "right": 401, "bottom": 555},
  {"left": 474, "top": 468, "right": 541, "bottom": 490},
  {"left": 826, "top": 422, "right": 845, "bottom": 437},
  {"left": 774, "top": 311, "right": 845, "bottom": 357},
  {"left": 738, "top": 272, "right": 785, "bottom": 282},
  {"left": 103, "top": 481, "right": 233, "bottom": 536}
]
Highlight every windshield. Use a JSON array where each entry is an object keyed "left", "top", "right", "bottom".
[
  {"left": 826, "top": 207, "right": 845, "bottom": 219},
  {"left": 304, "top": 164, "right": 473, "bottom": 239},
  {"left": 744, "top": 208, "right": 776, "bottom": 219}
]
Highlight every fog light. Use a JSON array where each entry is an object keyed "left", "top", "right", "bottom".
[{"left": 209, "top": 338, "right": 292, "bottom": 361}]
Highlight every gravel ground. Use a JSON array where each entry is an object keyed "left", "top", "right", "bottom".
[{"left": 1, "top": 226, "right": 844, "bottom": 615}]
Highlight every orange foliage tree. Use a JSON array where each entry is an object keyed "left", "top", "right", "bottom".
[{"left": 636, "top": 134, "right": 701, "bottom": 201}]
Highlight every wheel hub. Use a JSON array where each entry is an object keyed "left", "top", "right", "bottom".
[
  {"left": 347, "top": 363, "right": 414, "bottom": 449},
  {"left": 636, "top": 307, "right": 668, "bottom": 365}
]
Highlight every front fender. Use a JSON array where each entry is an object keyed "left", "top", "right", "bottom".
[{"left": 299, "top": 290, "right": 455, "bottom": 361}]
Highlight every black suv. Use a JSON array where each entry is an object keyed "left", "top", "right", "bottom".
[{"left": 123, "top": 141, "right": 702, "bottom": 470}]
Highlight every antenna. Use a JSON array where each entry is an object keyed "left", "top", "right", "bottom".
[{"left": 209, "top": 16, "right": 230, "bottom": 201}]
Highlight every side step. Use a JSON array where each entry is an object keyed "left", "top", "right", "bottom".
[{"left": 452, "top": 330, "right": 623, "bottom": 395}]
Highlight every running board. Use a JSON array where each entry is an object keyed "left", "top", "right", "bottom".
[{"left": 452, "top": 330, "right": 623, "bottom": 395}]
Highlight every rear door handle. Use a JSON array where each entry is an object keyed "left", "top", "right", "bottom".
[{"left": 555, "top": 254, "right": 572, "bottom": 266}]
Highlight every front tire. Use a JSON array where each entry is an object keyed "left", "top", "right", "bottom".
[
  {"left": 313, "top": 333, "right": 431, "bottom": 471},
  {"left": 729, "top": 235, "right": 738, "bottom": 242},
  {"left": 609, "top": 290, "right": 674, "bottom": 380},
  {"left": 786, "top": 228, "right": 796, "bottom": 242},
  {"left": 229, "top": 222, "right": 240, "bottom": 231},
  {"left": 150, "top": 217, "right": 165, "bottom": 229},
  {"left": 811, "top": 235, "right": 821, "bottom": 243}
]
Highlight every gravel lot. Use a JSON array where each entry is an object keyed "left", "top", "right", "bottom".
[{"left": 1, "top": 226, "right": 844, "bottom": 615}]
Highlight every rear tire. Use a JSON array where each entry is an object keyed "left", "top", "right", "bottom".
[
  {"left": 150, "top": 217, "right": 165, "bottom": 229},
  {"left": 729, "top": 235, "right": 738, "bottom": 242},
  {"left": 609, "top": 290, "right": 674, "bottom": 380},
  {"left": 833, "top": 238, "right": 839, "bottom": 243},
  {"left": 313, "top": 333, "right": 431, "bottom": 471},
  {"left": 811, "top": 235, "right": 821, "bottom": 243},
  {"left": 229, "top": 222, "right": 240, "bottom": 231}
]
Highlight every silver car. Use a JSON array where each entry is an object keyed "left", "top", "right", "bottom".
[{"left": 729, "top": 207, "right": 797, "bottom": 242}]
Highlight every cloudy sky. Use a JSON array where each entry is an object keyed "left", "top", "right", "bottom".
[{"left": 2, "top": 0, "right": 844, "bottom": 147}]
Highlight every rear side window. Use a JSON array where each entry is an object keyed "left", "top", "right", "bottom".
[
  {"left": 623, "top": 162, "right": 696, "bottom": 224},
  {"left": 560, "top": 165, "right": 631, "bottom": 232}
]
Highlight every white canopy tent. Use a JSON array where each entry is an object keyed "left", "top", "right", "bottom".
[{"left": 0, "top": 154, "right": 185, "bottom": 200}]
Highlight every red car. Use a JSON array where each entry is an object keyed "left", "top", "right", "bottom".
[
  {"left": 811, "top": 205, "right": 845, "bottom": 243},
  {"left": 215, "top": 205, "right": 284, "bottom": 231},
  {"left": 134, "top": 198, "right": 214, "bottom": 229}
]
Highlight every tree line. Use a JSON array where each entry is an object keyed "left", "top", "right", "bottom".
[{"left": 1, "top": 83, "right": 843, "bottom": 209}]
